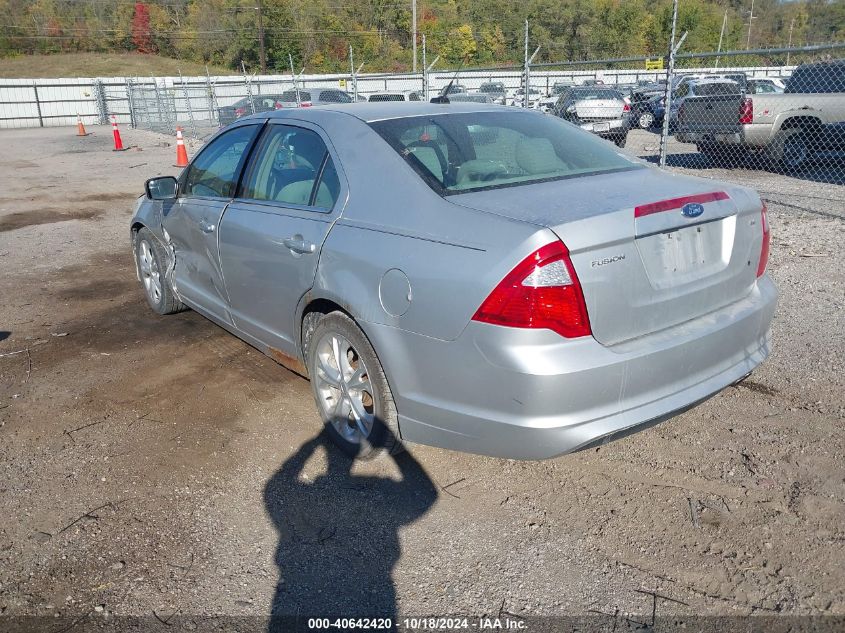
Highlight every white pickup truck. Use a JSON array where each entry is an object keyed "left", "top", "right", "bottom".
[{"left": 675, "top": 60, "right": 845, "bottom": 171}]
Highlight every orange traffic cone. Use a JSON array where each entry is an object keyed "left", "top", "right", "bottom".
[
  {"left": 76, "top": 114, "right": 90, "bottom": 137},
  {"left": 174, "top": 127, "right": 189, "bottom": 167},
  {"left": 111, "top": 116, "right": 128, "bottom": 152}
]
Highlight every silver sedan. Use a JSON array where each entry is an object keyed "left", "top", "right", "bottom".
[{"left": 131, "top": 103, "right": 776, "bottom": 459}]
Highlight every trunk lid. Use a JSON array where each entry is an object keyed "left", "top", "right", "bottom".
[
  {"left": 677, "top": 94, "right": 744, "bottom": 134},
  {"left": 574, "top": 99, "right": 624, "bottom": 120},
  {"left": 450, "top": 168, "right": 763, "bottom": 346}
]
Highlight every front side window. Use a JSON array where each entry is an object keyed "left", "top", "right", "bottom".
[
  {"left": 240, "top": 125, "right": 340, "bottom": 210},
  {"left": 370, "top": 111, "right": 640, "bottom": 195},
  {"left": 182, "top": 125, "right": 257, "bottom": 198},
  {"left": 281, "top": 90, "right": 312, "bottom": 102}
]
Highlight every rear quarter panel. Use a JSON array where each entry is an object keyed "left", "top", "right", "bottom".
[{"left": 305, "top": 110, "right": 546, "bottom": 342}]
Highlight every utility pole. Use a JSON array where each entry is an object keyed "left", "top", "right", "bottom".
[
  {"left": 715, "top": 10, "right": 727, "bottom": 69},
  {"left": 256, "top": 0, "right": 266, "bottom": 74},
  {"left": 746, "top": 0, "right": 755, "bottom": 50},
  {"left": 412, "top": 0, "right": 418, "bottom": 72},
  {"left": 523, "top": 19, "right": 529, "bottom": 108},
  {"left": 786, "top": 17, "right": 796, "bottom": 66},
  {"left": 422, "top": 33, "right": 426, "bottom": 98},
  {"left": 659, "top": 0, "right": 680, "bottom": 168}
]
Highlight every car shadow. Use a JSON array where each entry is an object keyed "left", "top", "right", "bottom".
[
  {"left": 264, "top": 431, "right": 438, "bottom": 631},
  {"left": 0, "top": 331, "right": 10, "bottom": 342},
  {"left": 643, "top": 150, "right": 845, "bottom": 186}
]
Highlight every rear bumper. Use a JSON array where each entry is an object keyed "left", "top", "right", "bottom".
[
  {"left": 365, "top": 276, "right": 777, "bottom": 460},
  {"left": 579, "top": 118, "right": 631, "bottom": 137},
  {"left": 676, "top": 124, "right": 772, "bottom": 148}
]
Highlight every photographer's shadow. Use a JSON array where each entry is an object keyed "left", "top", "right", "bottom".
[{"left": 264, "top": 431, "right": 437, "bottom": 630}]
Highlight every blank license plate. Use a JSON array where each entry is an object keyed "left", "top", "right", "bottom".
[{"left": 593, "top": 122, "right": 610, "bottom": 132}]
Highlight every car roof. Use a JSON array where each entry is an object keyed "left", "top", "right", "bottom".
[
  {"left": 689, "top": 77, "right": 738, "bottom": 84},
  {"left": 255, "top": 101, "right": 516, "bottom": 123}
]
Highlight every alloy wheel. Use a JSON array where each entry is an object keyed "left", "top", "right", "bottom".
[
  {"left": 138, "top": 240, "right": 162, "bottom": 305},
  {"left": 313, "top": 333, "right": 375, "bottom": 444},
  {"left": 782, "top": 134, "right": 808, "bottom": 170}
]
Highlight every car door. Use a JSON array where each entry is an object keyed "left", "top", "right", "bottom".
[
  {"left": 218, "top": 121, "right": 346, "bottom": 354},
  {"left": 164, "top": 123, "right": 261, "bottom": 322}
]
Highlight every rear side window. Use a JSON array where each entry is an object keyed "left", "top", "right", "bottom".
[
  {"left": 182, "top": 125, "right": 258, "bottom": 198},
  {"left": 370, "top": 111, "right": 640, "bottom": 195},
  {"left": 786, "top": 64, "right": 845, "bottom": 93},
  {"left": 320, "top": 90, "right": 352, "bottom": 103},
  {"left": 240, "top": 125, "right": 339, "bottom": 210}
]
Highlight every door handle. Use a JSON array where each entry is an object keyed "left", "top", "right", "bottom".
[
  {"left": 283, "top": 236, "right": 316, "bottom": 254},
  {"left": 198, "top": 218, "right": 216, "bottom": 234}
]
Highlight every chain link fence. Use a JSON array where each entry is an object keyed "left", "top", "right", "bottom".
[{"left": 1, "top": 42, "right": 843, "bottom": 183}]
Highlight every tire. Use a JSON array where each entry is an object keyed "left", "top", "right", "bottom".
[
  {"left": 638, "top": 112, "right": 654, "bottom": 129},
  {"left": 306, "top": 311, "right": 403, "bottom": 459},
  {"left": 613, "top": 134, "right": 627, "bottom": 148},
  {"left": 768, "top": 127, "right": 810, "bottom": 173},
  {"left": 134, "top": 227, "right": 185, "bottom": 315}
]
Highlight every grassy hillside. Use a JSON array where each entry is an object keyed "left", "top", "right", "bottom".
[{"left": 0, "top": 52, "right": 234, "bottom": 78}]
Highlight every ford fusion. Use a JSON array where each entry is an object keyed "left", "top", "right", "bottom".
[{"left": 130, "top": 103, "right": 776, "bottom": 459}]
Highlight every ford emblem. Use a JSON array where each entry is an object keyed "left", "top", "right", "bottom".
[{"left": 681, "top": 202, "right": 705, "bottom": 218}]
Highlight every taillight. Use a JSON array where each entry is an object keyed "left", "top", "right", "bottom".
[
  {"left": 757, "top": 203, "right": 770, "bottom": 277},
  {"left": 300, "top": 101, "right": 312, "bottom": 108},
  {"left": 739, "top": 97, "right": 753, "bottom": 124},
  {"left": 472, "top": 241, "right": 591, "bottom": 339},
  {"left": 622, "top": 103, "right": 631, "bottom": 112},
  {"left": 234, "top": 107, "right": 246, "bottom": 117}
]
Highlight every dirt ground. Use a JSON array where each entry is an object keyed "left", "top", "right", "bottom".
[{"left": 0, "top": 125, "right": 843, "bottom": 630}]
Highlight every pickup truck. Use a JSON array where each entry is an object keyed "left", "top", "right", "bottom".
[{"left": 675, "top": 60, "right": 845, "bottom": 171}]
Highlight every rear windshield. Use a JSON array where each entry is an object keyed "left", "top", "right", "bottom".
[
  {"left": 370, "top": 94, "right": 405, "bottom": 102},
  {"left": 693, "top": 82, "right": 740, "bottom": 96},
  {"left": 571, "top": 89, "right": 622, "bottom": 101},
  {"left": 369, "top": 111, "right": 640, "bottom": 195},
  {"left": 479, "top": 83, "right": 504, "bottom": 93}
]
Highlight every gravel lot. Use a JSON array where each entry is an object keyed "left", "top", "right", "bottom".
[{"left": 0, "top": 125, "right": 843, "bottom": 630}]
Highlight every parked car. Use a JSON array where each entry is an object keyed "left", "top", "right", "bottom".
[
  {"left": 133, "top": 103, "right": 776, "bottom": 460},
  {"left": 277, "top": 88, "right": 354, "bottom": 108},
  {"left": 670, "top": 78, "right": 742, "bottom": 129},
  {"left": 676, "top": 60, "right": 845, "bottom": 170},
  {"left": 553, "top": 87, "right": 631, "bottom": 146},
  {"left": 445, "top": 83, "right": 467, "bottom": 95},
  {"left": 445, "top": 93, "right": 493, "bottom": 104},
  {"left": 755, "top": 77, "right": 786, "bottom": 91},
  {"left": 630, "top": 93, "right": 666, "bottom": 129},
  {"left": 368, "top": 91, "right": 424, "bottom": 102},
  {"left": 477, "top": 82, "right": 507, "bottom": 105},
  {"left": 509, "top": 87, "right": 543, "bottom": 108},
  {"left": 748, "top": 79, "right": 784, "bottom": 94},
  {"left": 218, "top": 95, "right": 283, "bottom": 126},
  {"left": 539, "top": 81, "right": 575, "bottom": 111}
]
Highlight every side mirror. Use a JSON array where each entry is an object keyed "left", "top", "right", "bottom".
[{"left": 145, "top": 176, "right": 178, "bottom": 200}]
